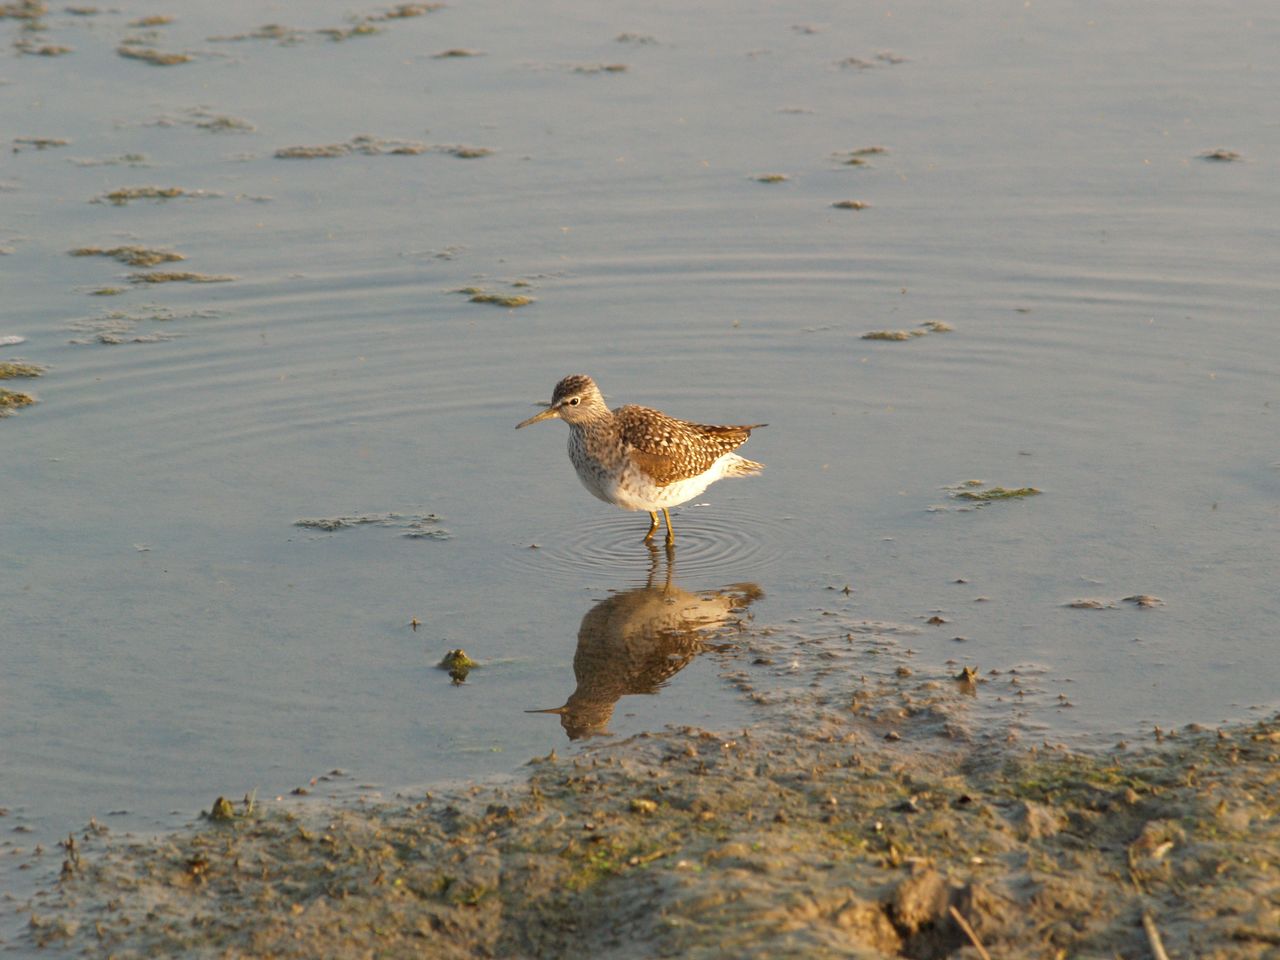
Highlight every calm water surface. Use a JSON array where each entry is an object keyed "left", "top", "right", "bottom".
[{"left": 2, "top": 0, "right": 1278, "bottom": 945}]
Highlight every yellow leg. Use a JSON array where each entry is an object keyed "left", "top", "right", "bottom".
[
  {"left": 644, "top": 511, "right": 660, "bottom": 542},
  {"left": 661, "top": 508, "right": 675, "bottom": 545}
]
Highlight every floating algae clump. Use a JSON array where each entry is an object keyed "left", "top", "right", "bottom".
[
  {"left": 862, "top": 329, "right": 924, "bottom": 341},
  {"left": 70, "top": 246, "right": 186, "bottom": 267},
  {"left": 0, "top": 389, "right": 36, "bottom": 416},
  {"left": 0, "top": 361, "right": 44, "bottom": 379},
  {"left": 93, "top": 186, "right": 217, "bottom": 205},
  {"left": 127, "top": 271, "right": 235, "bottom": 284},
  {"left": 862, "top": 321, "right": 952, "bottom": 340},
  {"left": 438, "top": 649, "right": 477, "bottom": 683},
  {"left": 116, "top": 46, "right": 193, "bottom": 65},
  {"left": 469, "top": 292, "right": 534, "bottom": 307},
  {"left": 954, "top": 485, "right": 1041, "bottom": 501}
]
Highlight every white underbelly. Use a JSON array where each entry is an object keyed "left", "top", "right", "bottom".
[{"left": 573, "top": 456, "right": 726, "bottom": 512}]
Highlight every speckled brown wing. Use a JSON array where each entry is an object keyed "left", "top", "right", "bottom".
[{"left": 613, "top": 404, "right": 764, "bottom": 486}]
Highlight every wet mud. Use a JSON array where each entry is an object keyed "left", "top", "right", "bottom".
[{"left": 27, "top": 613, "right": 1280, "bottom": 959}]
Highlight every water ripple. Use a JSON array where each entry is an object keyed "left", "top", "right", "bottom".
[{"left": 508, "top": 503, "right": 789, "bottom": 587}]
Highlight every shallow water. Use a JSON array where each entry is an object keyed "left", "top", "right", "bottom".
[{"left": 2, "top": 0, "right": 1278, "bottom": 946}]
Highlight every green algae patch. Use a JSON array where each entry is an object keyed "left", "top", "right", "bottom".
[
  {"left": 752, "top": 173, "right": 789, "bottom": 183},
  {"left": 862, "top": 329, "right": 924, "bottom": 341},
  {"left": 195, "top": 115, "right": 256, "bottom": 133},
  {"left": 0, "top": 2, "right": 48, "bottom": 20},
  {"left": 90, "top": 287, "right": 128, "bottom": 296},
  {"left": 442, "top": 144, "right": 493, "bottom": 158},
  {"left": 469, "top": 292, "right": 534, "bottom": 307},
  {"left": 275, "top": 135, "right": 429, "bottom": 159},
  {"left": 0, "top": 361, "right": 44, "bottom": 379},
  {"left": 274, "top": 137, "right": 486, "bottom": 159},
  {"left": 71, "top": 153, "right": 149, "bottom": 167},
  {"left": 572, "top": 62, "right": 628, "bottom": 74},
  {"left": 953, "top": 484, "right": 1041, "bottom": 502},
  {"left": 70, "top": 245, "right": 186, "bottom": 267},
  {"left": 92, "top": 186, "right": 219, "bottom": 205},
  {"left": 295, "top": 512, "right": 450, "bottom": 539},
  {"left": 863, "top": 320, "right": 952, "bottom": 341},
  {"left": 315, "top": 24, "right": 381, "bottom": 41},
  {"left": 207, "top": 796, "right": 236, "bottom": 822},
  {"left": 0, "top": 388, "right": 36, "bottom": 416},
  {"left": 13, "top": 137, "right": 69, "bottom": 151},
  {"left": 127, "top": 271, "right": 235, "bottom": 284},
  {"left": 369, "top": 3, "right": 445, "bottom": 19},
  {"left": 438, "top": 649, "right": 478, "bottom": 683}
]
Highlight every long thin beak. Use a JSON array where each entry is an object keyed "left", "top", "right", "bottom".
[{"left": 515, "top": 406, "right": 559, "bottom": 429}]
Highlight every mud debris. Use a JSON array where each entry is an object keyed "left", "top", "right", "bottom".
[
  {"left": 1200, "top": 148, "right": 1242, "bottom": 162},
  {"left": 294, "top": 513, "right": 450, "bottom": 539},
  {"left": 832, "top": 200, "right": 869, "bottom": 210}
]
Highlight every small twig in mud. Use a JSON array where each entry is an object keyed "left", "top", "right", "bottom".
[
  {"left": 1142, "top": 910, "right": 1171, "bottom": 960},
  {"left": 948, "top": 905, "right": 992, "bottom": 960}
]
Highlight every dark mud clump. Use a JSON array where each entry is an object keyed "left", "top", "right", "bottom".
[
  {"left": 752, "top": 173, "right": 789, "bottom": 183},
  {"left": 1200, "top": 148, "right": 1242, "bottom": 162},
  {"left": 70, "top": 245, "right": 186, "bottom": 267},
  {"left": 832, "top": 200, "right": 869, "bottom": 210}
]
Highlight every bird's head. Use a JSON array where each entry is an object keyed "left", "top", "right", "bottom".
[{"left": 516, "top": 374, "right": 609, "bottom": 428}]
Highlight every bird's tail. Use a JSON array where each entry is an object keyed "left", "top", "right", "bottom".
[{"left": 724, "top": 454, "right": 764, "bottom": 477}]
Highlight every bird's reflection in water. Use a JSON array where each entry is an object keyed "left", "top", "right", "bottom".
[{"left": 529, "top": 544, "right": 763, "bottom": 740}]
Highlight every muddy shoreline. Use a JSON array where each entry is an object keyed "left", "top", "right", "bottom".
[{"left": 25, "top": 617, "right": 1280, "bottom": 959}]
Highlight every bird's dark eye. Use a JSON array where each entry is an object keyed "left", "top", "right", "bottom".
[{"left": 569, "top": 397, "right": 581, "bottom": 406}]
